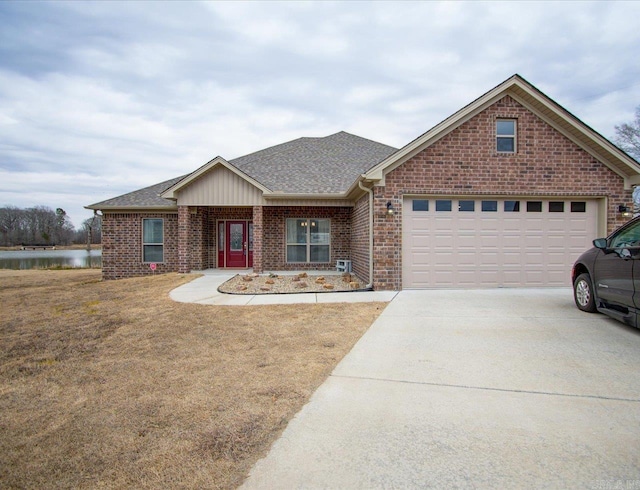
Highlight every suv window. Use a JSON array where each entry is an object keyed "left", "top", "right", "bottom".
[{"left": 610, "top": 220, "right": 640, "bottom": 248}]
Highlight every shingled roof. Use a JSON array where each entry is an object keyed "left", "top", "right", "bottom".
[
  {"left": 229, "top": 131, "right": 397, "bottom": 194},
  {"left": 87, "top": 175, "right": 186, "bottom": 209},
  {"left": 88, "top": 131, "right": 397, "bottom": 209}
]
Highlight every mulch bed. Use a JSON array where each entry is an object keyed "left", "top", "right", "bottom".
[{"left": 218, "top": 272, "right": 367, "bottom": 295}]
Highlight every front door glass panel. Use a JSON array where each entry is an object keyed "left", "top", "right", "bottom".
[{"left": 230, "top": 223, "right": 243, "bottom": 252}]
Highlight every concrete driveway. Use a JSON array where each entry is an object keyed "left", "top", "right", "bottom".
[{"left": 241, "top": 288, "right": 640, "bottom": 489}]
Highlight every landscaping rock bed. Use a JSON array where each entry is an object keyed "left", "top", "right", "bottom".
[{"left": 218, "top": 272, "right": 367, "bottom": 295}]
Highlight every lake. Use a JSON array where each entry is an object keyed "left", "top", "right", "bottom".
[{"left": 0, "top": 249, "right": 102, "bottom": 270}]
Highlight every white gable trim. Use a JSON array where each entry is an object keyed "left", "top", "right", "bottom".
[
  {"left": 160, "top": 156, "right": 272, "bottom": 200},
  {"left": 363, "top": 75, "right": 640, "bottom": 188}
]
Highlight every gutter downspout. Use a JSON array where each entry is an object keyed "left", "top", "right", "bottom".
[{"left": 358, "top": 180, "right": 374, "bottom": 289}]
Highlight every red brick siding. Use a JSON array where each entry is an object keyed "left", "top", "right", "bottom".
[
  {"left": 262, "top": 207, "right": 351, "bottom": 271},
  {"left": 178, "top": 206, "right": 190, "bottom": 273},
  {"left": 373, "top": 95, "right": 633, "bottom": 290},
  {"left": 252, "top": 206, "right": 264, "bottom": 273},
  {"left": 350, "top": 193, "right": 370, "bottom": 284},
  {"left": 188, "top": 207, "right": 213, "bottom": 271},
  {"left": 101, "top": 212, "right": 179, "bottom": 280}
]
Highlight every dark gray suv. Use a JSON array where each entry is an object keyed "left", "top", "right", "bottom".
[{"left": 572, "top": 216, "right": 640, "bottom": 327}]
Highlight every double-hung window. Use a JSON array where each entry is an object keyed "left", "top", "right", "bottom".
[
  {"left": 496, "top": 119, "right": 516, "bottom": 153},
  {"left": 143, "top": 218, "right": 164, "bottom": 263},
  {"left": 286, "top": 218, "right": 330, "bottom": 263}
]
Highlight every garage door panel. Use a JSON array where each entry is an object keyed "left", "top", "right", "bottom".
[
  {"left": 479, "top": 235, "right": 500, "bottom": 248},
  {"left": 546, "top": 218, "right": 567, "bottom": 231},
  {"left": 545, "top": 237, "right": 567, "bottom": 249},
  {"left": 411, "top": 252, "right": 431, "bottom": 266},
  {"left": 410, "top": 238, "right": 432, "bottom": 253},
  {"left": 432, "top": 270, "right": 455, "bottom": 286},
  {"left": 477, "top": 270, "right": 500, "bottom": 283},
  {"left": 457, "top": 237, "right": 477, "bottom": 249},
  {"left": 502, "top": 219, "right": 523, "bottom": 231},
  {"left": 502, "top": 252, "right": 523, "bottom": 265},
  {"left": 403, "top": 197, "right": 598, "bottom": 288}
]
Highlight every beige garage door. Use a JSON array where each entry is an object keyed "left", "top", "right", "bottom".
[{"left": 402, "top": 197, "right": 599, "bottom": 288}]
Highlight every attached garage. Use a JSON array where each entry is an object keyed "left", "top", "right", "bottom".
[{"left": 402, "top": 196, "right": 600, "bottom": 288}]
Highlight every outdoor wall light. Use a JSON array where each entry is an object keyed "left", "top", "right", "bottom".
[
  {"left": 618, "top": 204, "right": 632, "bottom": 217},
  {"left": 386, "top": 201, "right": 395, "bottom": 215}
]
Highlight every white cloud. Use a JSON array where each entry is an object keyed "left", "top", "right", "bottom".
[{"left": 1, "top": 0, "right": 640, "bottom": 227}]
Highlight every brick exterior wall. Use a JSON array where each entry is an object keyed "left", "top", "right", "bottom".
[
  {"left": 371, "top": 95, "right": 633, "bottom": 290},
  {"left": 261, "top": 206, "right": 352, "bottom": 272},
  {"left": 101, "top": 212, "right": 179, "bottom": 280},
  {"left": 178, "top": 206, "right": 190, "bottom": 273},
  {"left": 350, "top": 193, "right": 371, "bottom": 284},
  {"left": 252, "top": 205, "right": 263, "bottom": 273}
]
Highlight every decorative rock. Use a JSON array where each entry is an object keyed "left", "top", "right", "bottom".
[
  {"left": 242, "top": 276, "right": 253, "bottom": 282},
  {"left": 323, "top": 284, "right": 334, "bottom": 290},
  {"left": 315, "top": 277, "right": 325, "bottom": 284},
  {"left": 265, "top": 279, "right": 274, "bottom": 284},
  {"left": 349, "top": 281, "right": 360, "bottom": 289},
  {"left": 342, "top": 273, "right": 352, "bottom": 282},
  {"left": 295, "top": 282, "right": 308, "bottom": 288},
  {"left": 260, "top": 286, "right": 271, "bottom": 291},
  {"left": 298, "top": 272, "right": 308, "bottom": 278},
  {"left": 237, "top": 285, "right": 248, "bottom": 291},
  {"left": 292, "top": 276, "right": 300, "bottom": 282},
  {"left": 250, "top": 273, "right": 259, "bottom": 278}
]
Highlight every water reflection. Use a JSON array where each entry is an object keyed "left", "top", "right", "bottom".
[{"left": 0, "top": 249, "right": 102, "bottom": 269}]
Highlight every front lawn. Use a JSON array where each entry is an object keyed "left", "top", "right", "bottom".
[{"left": 0, "top": 270, "right": 385, "bottom": 489}]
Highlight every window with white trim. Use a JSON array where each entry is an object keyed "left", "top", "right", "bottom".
[
  {"left": 286, "top": 218, "right": 330, "bottom": 263},
  {"left": 496, "top": 119, "right": 516, "bottom": 153},
  {"left": 143, "top": 218, "right": 164, "bottom": 263}
]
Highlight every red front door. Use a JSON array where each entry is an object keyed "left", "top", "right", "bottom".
[
  {"left": 226, "top": 221, "right": 246, "bottom": 267},
  {"left": 223, "top": 221, "right": 253, "bottom": 268}
]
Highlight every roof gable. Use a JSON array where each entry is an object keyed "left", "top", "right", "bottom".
[
  {"left": 160, "top": 156, "right": 271, "bottom": 200},
  {"left": 364, "top": 74, "right": 640, "bottom": 188}
]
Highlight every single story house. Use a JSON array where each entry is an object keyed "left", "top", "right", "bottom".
[{"left": 87, "top": 74, "right": 640, "bottom": 290}]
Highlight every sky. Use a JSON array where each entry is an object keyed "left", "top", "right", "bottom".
[{"left": 1, "top": 1, "right": 640, "bottom": 228}]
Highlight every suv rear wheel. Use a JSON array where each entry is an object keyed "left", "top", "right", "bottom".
[{"left": 574, "top": 273, "right": 597, "bottom": 313}]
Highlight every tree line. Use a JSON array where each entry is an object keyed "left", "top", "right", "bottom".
[{"left": 0, "top": 205, "right": 101, "bottom": 247}]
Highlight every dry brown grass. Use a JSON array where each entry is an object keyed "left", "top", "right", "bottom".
[{"left": 0, "top": 270, "right": 385, "bottom": 489}]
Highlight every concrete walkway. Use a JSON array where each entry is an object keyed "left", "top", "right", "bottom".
[
  {"left": 170, "top": 270, "right": 398, "bottom": 305},
  {"left": 241, "top": 288, "right": 640, "bottom": 489}
]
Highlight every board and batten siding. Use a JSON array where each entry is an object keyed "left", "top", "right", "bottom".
[{"left": 176, "top": 166, "right": 266, "bottom": 206}]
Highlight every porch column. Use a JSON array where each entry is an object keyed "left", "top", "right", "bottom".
[
  {"left": 252, "top": 205, "right": 263, "bottom": 273},
  {"left": 178, "top": 205, "right": 191, "bottom": 273}
]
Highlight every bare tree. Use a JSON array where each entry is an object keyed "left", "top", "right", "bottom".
[
  {"left": 614, "top": 106, "right": 640, "bottom": 161},
  {"left": 615, "top": 107, "right": 640, "bottom": 215},
  {"left": 82, "top": 213, "right": 102, "bottom": 251},
  {"left": 0, "top": 205, "right": 77, "bottom": 246},
  {"left": 0, "top": 206, "right": 25, "bottom": 246}
]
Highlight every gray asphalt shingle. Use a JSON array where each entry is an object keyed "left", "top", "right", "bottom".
[
  {"left": 230, "top": 131, "right": 397, "bottom": 193},
  {"left": 87, "top": 175, "right": 186, "bottom": 209},
  {"left": 87, "top": 132, "right": 396, "bottom": 209}
]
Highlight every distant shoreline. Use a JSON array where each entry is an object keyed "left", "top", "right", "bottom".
[{"left": 0, "top": 244, "right": 102, "bottom": 251}]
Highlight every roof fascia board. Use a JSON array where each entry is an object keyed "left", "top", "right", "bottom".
[
  {"left": 161, "top": 156, "right": 272, "bottom": 199},
  {"left": 364, "top": 77, "right": 519, "bottom": 182},
  {"left": 508, "top": 90, "right": 629, "bottom": 184},
  {"left": 507, "top": 85, "right": 640, "bottom": 184},
  {"left": 85, "top": 206, "right": 178, "bottom": 212},
  {"left": 364, "top": 74, "right": 640, "bottom": 186},
  {"left": 264, "top": 192, "right": 349, "bottom": 200}
]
